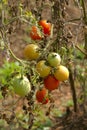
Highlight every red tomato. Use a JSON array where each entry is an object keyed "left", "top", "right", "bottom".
[
  {"left": 30, "top": 26, "right": 42, "bottom": 40},
  {"left": 36, "top": 87, "right": 49, "bottom": 104},
  {"left": 44, "top": 75, "right": 60, "bottom": 91},
  {"left": 43, "top": 98, "right": 49, "bottom": 104},
  {"left": 39, "top": 20, "right": 51, "bottom": 36}
]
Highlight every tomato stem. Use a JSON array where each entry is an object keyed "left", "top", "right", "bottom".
[{"left": 69, "top": 67, "right": 77, "bottom": 112}]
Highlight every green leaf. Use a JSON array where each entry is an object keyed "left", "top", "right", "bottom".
[
  {"left": 0, "top": 61, "right": 22, "bottom": 86},
  {"left": 52, "top": 108, "right": 63, "bottom": 117},
  {"left": 0, "top": 91, "right": 3, "bottom": 99},
  {"left": 0, "top": 119, "right": 8, "bottom": 127},
  {"left": 66, "top": 100, "right": 74, "bottom": 107}
]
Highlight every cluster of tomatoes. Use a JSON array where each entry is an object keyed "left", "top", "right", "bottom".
[
  {"left": 35, "top": 53, "right": 69, "bottom": 104},
  {"left": 30, "top": 20, "right": 51, "bottom": 40},
  {"left": 23, "top": 20, "right": 51, "bottom": 60},
  {"left": 12, "top": 20, "right": 69, "bottom": 105},
  {"left": 23, "top": 20, "right": 69, "bottom": 105}
]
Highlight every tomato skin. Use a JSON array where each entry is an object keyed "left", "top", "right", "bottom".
[
  {"left": 24, "top": 44, "right": 40, "bottom": 60},
  {"left": 12, "top": 75, "right": 31, "bottom": 97},
  {"left": 36, "top": 60, "right": 51, "bottom": 77},
  {"left": 54, "top": 65, "right": 69, "bottom": 81},
  {"left": 39, "top": 20, "right": 51, "bottom": 36},
  {"left": 30, "top": 26, "right": 42, "bottom": 40},
  {"left": 44, "top": 75, "right": 60, "bottom": 91},
  {"left": 36, "top": 87, "right": 49, "bottom": 104},
  {"left": 43, "top": 98, "right": 49, "bottom": 104},
  {"left": 47, "top": 52, "right": 61, "bottom": 67}
]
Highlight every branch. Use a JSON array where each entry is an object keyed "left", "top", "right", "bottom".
[
  {"left": 69, "top": 67, "right": 77, "bottom": 112},
  {"left": 0, "top": 29, "right": 29, "bottom": 65},
  {"left": 75, "top": 45, "right": 87, "bottom": 57},
  {"left": 81, "top": 0, "right": 87, "bottom": 23}
]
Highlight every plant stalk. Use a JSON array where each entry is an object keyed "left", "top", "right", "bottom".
[
  {"left": 69, "top": 67, "right": 77, "bottom": 112},
  {"left": 81, "top": 0, "right": 87, "bottom": 52}
]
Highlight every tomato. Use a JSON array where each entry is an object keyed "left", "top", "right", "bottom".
[
  {"left": 44, "top": 75, "right": 60, "bottom": 91},
  {"left": 12, "top": 75, "right": 31, "bottom": 97},
  {"left": 36, "top": 87, "right": 49, "bottom": 104},
  {"left": 39, "top": 20, "right": 51, "bottom": 36},
  {"left": 30, "top": 26, "right": 42, "bottom": 40},
  {"left": 47, "top": 52, "right": 61, "bottom": 67},
  {"left": 24, "top": 44, "right": 40, "bottom": 60},
  {"left": 36, "top": 60, "right": 51, "bottom": 77},
  {"left": 54, "top": 65, "right": 69, "bottom": 81}
]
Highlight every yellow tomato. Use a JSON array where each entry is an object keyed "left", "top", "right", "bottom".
[
  {"left": 36, "top": 60, "right": 51, "bottom": 77},
  {"left": 24, "top": 44, "right": 40, "bottom": 60},
  {"left": 54, "top": 65, "right": 69, "bottom": 81}
]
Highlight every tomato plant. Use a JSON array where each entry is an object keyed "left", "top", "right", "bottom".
[
  {"left": 39, "top": 20, "right": 51, "bottom": 36},
  {"left": 24, "top": 44, "right": 41, "bottom": 60},
  {"left": 44, "top": 75, "right": 60, "bottom": 91},
  {"left": 0, "top": 0, "right": 87, "bottom": 130},
  {"left": 36, "top": 87, "right": 49, "bottom": 104}
]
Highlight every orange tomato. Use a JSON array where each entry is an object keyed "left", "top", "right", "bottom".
[
  {"left": 39, "top": 20, "right": 51, "bottom": 36},
  {"left": 24, "top": 44, "right": 40, "bottom": 60},
  {"left": 36, "top": 87, "right": 49, "bottom": 104},
  {"left": 30, "top": 26, "right": 42, "bottom": 40},
  {"left": 44, "top": 75, "right": 60, "bottom": 91}
]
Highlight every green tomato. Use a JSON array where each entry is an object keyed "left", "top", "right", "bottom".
[
  {"left": 12, "top": 75, "right": 31, "bottom": 97},
  {"left": 47, "top": 52, "right": 61, "bottom": 67}
]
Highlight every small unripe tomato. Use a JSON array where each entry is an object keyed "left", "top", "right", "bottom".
[
  {"left": 36, "top": 87, "right": 49, "bottom": 104},
  {"left": 30, "top": 26, "right": 42, "bottom": 40},
  {"left": 12, "top": 75, "right": 31, "bottom": 97},
  {"left": 36, "top": 60, "right": 51, "bottom": 77},
  {"left": 54, "top": 65, "right": 69, "bottom": 81},
  {"left": 39, "top": 20, "right": 51, "bottom": 36},
  {"left": 24, "top": 44, "right": 40, "bottom": 60},
  {"left": 44, "top": 75, "right": 60, "bottom": 91},
  {"left": 47, "top": 52, "right": 61, "bottom": 67}
]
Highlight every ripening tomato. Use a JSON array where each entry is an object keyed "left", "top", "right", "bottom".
[
  {"left": 36, "top": 60, "right": 51, "bottom": 77},
  {"left": 54, "top": 65, "right": 69, "bottom": 81},
  {"left": 47, "top": 52, "right": 61, "bottom": 67},
  {"left": 12, "top": 75, "right": 31, "bottom": 97},
  {"left": 36, "top": 87, "right": 49, "bottom": 104},
  {"left": 24, "top": 44, "right": 40, "bottom": 60},
  {"left": 30, "top": 26, "right": 42, "bottom": 40},
  {"left": 44, "top": 75, "right": 60, "bottom": 91},
  {"left": 39, "top": 20, "right": 51, "bottom": 36}
]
